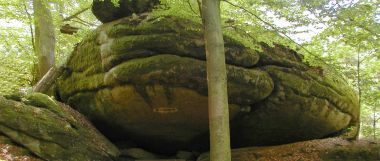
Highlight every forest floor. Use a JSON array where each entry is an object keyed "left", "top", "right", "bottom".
[
  {"left": 198, "top": 137, "right": 380, "bottom": 161},
  {"left": 1, "top": 135, "right": 379, "bottom": 161}
]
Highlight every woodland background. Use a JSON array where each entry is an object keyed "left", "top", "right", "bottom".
[{"left": 0, "top": 0, "right": 379, "bottom": 139}]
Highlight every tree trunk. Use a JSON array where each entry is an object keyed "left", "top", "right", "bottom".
[
  {"left": 356, "top": 50, "right": 361, "bottom": 139},
  {"left": 373, "top": 107, "right": 377, "bottom": 140},
  {"left": 33, "top": 66, "right": 64, "bottom": 94},
  {"left": 33, "top": 0, "right": 56, "bottom": 80},
  {"left": 201, "top": 1, "right": 231, "bottom": 161},
  {"left": 375, "top": 117, "right": 379, "bottom": 139},
  {"left": 374, "top": 111, "right": 376, "bottom": 139}
]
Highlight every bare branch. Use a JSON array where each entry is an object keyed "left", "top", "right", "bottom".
[
  {"left": 375, "top": 117, "right": 380, "bottom": 122},
  {"left": 23, "top": 2, "right": 35, "bottom": 51},
  {"left": 334, "top": 2, "right": 379, "bottom": 38},
  {"left": 222, "top": 0, "right": 333, "bottom": 68},
  {"left": 70, "top": 19, "right": 90, "bottom": 26},
  {"left": 62, "top": 6, "right": 90, "bottom": 22},
  {"left": 74, "top": 16, "right": 97, "bottom": 26},
  {"left": 196, "top": 0, "right": 202, "bottom": 18},
  {"left": 186, "top": 0, "right": 198, "bottom": 15}
]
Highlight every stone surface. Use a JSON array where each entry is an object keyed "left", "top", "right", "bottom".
[
  {"left": 230, "top": 65, "right": 359, "bottom": 147},
  {"left": 92, "top": 0, "right": 160, "bottom": 23},
  {"left": 121, "top": 148, "right": 161, "bottom": 160},
  {"left": 0, "top": 134, "right": 42, "bottom": 161},
  {"left": 0, "top": 94, "right": 120, "bottom": 161},
  {"left": 197, "top": 138, "right": 380, "bottom": 161},
  {"left": 136, "top": 160, "right": 185, "bottom": 161},
  {"left": 55, "top": 15, "right": 359, "bottom": 154}
]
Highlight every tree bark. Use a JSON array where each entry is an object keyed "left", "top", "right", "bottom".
[
  {"left": 356, "top": 50, "right": 361, "bottom": 139},
  {"left": 33, "top": 0, "right": 56, "bottom": 80},
  {"left": 201, "top": 1, "right": 231, "bottom": 161},
  {"left": 33, "top": 66, "right": 63, "bottom": 93},
  {"left": 372, "top": 106, "right": 378, "bottom": 140}
]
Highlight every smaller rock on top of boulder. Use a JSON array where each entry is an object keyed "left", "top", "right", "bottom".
[{"left": 92, "top": 0, "right": 160, "bottom": 23}]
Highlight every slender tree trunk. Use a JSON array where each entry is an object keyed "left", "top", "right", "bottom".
[
  {"left": 23, "top": 2, "right": 35, "bottom": 51},
  {"left": 33, "top": 0, "right": 56, "bottom": 80},
  {"left": 197, "top": 0, "right": 202, "bottom": 15},
  {"left": 22, "top": 1, "right": 39, "bottom": 85},
  {"left": 375, "top": 116, "right": 379, "bottom": 139},
  {"left": 373, "top": 109, "right": 376, "bottom": 139},
  {"left": 201, "top": 1, "right": 231, "bottom": 161},
  {"left": 356, "top": 50, "right": 361, "bottom": 139}
]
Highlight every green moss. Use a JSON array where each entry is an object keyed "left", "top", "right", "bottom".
[
  {"left": 66, "top": 41, "right": 102, "bottom": 74},
  {"left": 3, "top": 93, "right": 22, "bottom": 101},
  {"left": 110, "top": 33, "right": 177, "bottom": 55},
  {"left": 264, "top": 66, "right": 358, "bottom": 119},
  {"left": 57, "top": 72, "right": 105, "bottom": 101},
  {"left": 260, "top": 65, "right": 359, "bottom": 140},
  {"left": 107, "top": 20, "right": 176, "bottom": 38},
  {"left": 104, "top": 54, "right": 272, "bottom": 105},
  {"left": 103, "top": 16, "right": 259, "bottom": 68},
  {"left": 103, "top": 54, "right": 181, "bottom": 85},
  {"left": 24, "top": 92, "right": 58, "bottom": 109},
  {"left": 21, "top": 92, "right": 73, "bottom": 127},
  {"left": 0, "top": 96, "right": 119, "bottom": 161},
  {"left": 53, "top": 15, "right": 360, "bottom": 150},
  {"left": 0, "top": 97, "right": 78, "bottom": 148}
]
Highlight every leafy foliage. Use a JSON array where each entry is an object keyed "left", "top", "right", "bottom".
[
  {"left": 298, "top": 0, "right": 380, "bottom": 139},
  {"left": 0, "top": 0, "right": 99, "bottom": 94}
]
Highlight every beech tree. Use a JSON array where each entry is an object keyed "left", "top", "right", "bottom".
[
  {"left": 33, "top": 0, "right": 55, "bottom": 80},
  {"left": 201, "top": 0, "right": 231, "bottom": 160}
]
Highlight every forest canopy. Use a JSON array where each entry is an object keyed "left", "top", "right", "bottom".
[{"left": 0, "top": 0, "right": 379, "bottom": 139}]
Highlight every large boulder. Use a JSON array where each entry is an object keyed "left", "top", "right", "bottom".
[
  {"left": 0, "top": 93, "right": 119, "bottom": 161},
  {"left": 55, "top": 15, "right": 359, "bottom": 154}
]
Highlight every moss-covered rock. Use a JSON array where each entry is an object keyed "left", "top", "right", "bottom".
[
  {"left": 0, "top": 134, "right": 42, "bottom": 161},
  {"left": 0, "top": 95, "right": 120, "bottom": 161},
  {"left": 55, "top": 15, "right": 359, "bottom": 154},
  {"left": 231, "top": 65, "right": 359, "bottom": 147}
]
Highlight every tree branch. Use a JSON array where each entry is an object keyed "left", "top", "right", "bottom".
[
  {"left": 222, "top": 1, "right": 308, "bottom": 51},
  {"left": 23, "top": 2, "right": 35, "bottom": 51},
  {"left": 74, "top": 16, "right": 96, "bottom": 26},
  {"left": 196, "top": 0, "right": 202, "bottom": 19},
  {"left": 375, "top": 117, "right": 380, "bottom": 122},
  {"left": 186, "top": 0, "right": 198, "bottom": 15},
  {"left": 62, "top": 6, "right": 90, "bottom": 22},
  {"left": 222, "top": 0, "right": 334, "bottom": 68},
  {"left": 359, "top": 50, "right": 378, "bottom": 64},
  {"left": 334, "top": 2, "right": 379, "bottom": 38}
]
